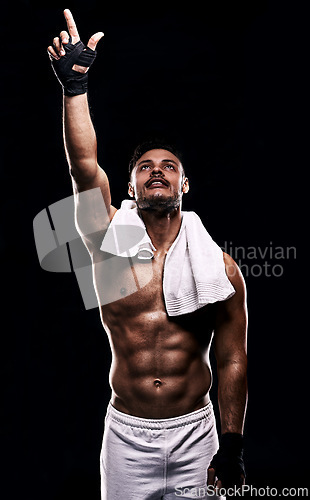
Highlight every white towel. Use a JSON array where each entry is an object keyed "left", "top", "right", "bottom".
[{"left": 100, "top": 200, "right": 235, "bottom": 316}]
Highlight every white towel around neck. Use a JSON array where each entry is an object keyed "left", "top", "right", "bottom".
[{"left": 100, "top": 200, "right": 235, "bottom": 316}]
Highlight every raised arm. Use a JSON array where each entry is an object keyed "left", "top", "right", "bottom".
[{"left": 47, "top": 9, "right": 116, "bottom": 223}]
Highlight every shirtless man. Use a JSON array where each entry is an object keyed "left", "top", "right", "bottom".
[{"left": 48, "top": 10, "right": 248, "bottom": 500}]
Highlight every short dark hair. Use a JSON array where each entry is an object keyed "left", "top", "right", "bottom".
[{"left": 128, "top": 139, "right": 184, "bottom": 178}]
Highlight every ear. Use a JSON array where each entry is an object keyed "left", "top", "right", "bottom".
[
  {"left": 128, "top": 182, "right": 135, "bottom": 198},
  {"left": 182, "top": 177, "right": 189, "bottom": 194}
]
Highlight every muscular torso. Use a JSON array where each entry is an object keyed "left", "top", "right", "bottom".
[{"left": 91, "top": 245, "right": 216, "bottom": 418}]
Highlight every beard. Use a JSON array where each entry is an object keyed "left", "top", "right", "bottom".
[{"left": 135, "top": 191, "right": 182, "bottom": 215}]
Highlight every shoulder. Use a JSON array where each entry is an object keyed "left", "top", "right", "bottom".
[
  {"left": 213, "top": 253, "right": 248, "bottom": 335},
  {"left": 110, "top": 206, "right": 118, "bottom": 220},
  {"left": 222, "top": 252, "right": 247, "bottom": 306}
]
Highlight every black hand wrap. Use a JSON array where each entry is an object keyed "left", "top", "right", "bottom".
[
  {"left": 50, "top": 39, "right": 97, "bottom": 96},
  {"left": 208, "top": 433, "right": 245, "bottom": 489}
]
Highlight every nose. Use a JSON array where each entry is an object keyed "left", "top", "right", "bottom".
[{"left": 151, "top": 165, "right": 164, "bottom": 176}]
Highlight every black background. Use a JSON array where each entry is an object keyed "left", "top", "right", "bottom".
[{"left": 1, "top": 1, "right": 306, "bottom": 499}]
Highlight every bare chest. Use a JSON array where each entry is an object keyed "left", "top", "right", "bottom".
[
  {"left": 92, "top": 249, "right": 215, "bottom": 356},
  {"left": 92, "top": 250, "right": 167, "bottom": 317}
]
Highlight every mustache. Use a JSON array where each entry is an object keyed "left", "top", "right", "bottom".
[{"left": 145, "top": 176, "right": 169, "bottom": 188}]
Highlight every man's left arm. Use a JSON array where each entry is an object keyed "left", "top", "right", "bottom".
[
  {"left": 207, "top": 253, "right": 248, "bottom": 489},
  {"left": 215, "top": 253, "right": 248, "bottom": 435}
]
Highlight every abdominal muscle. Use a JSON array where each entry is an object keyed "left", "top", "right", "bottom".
[
  {"left": 95, "top": 250, "right": 214, "bottom": 419},
  {"left": 101, "top": 305, "right": 213, "bottom": 419}
]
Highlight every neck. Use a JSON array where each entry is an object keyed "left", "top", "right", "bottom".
[{"left": 138, "top": 207, "right": 182, "bottom": 253}]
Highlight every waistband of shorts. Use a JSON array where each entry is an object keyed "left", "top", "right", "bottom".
[{"left": 106, "top": 401, "right": 214, "bottom": 430}]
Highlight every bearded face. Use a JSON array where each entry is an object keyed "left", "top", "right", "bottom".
[{"left": 128, "top": 149, "right": 189, "bottom": 214}]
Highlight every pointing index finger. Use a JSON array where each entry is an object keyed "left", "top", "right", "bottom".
[{"left": 63, "top": 9, "right": 79, "bottom": 43}]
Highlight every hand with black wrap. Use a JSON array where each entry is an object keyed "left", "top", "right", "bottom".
[
  {"left": 207, "top": 432, "right": 245, "bottom": 491},
  {"left": 47, "top": 9, "right": 103, "bottom": 96}
]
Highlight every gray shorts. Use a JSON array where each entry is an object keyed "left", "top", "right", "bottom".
[{"left": 100, "top": 401, "right": 224, "bottom": 499}]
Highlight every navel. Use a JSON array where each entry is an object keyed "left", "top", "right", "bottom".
[{"left": 153, "top": 378, "right": 162, "bottom": 387}]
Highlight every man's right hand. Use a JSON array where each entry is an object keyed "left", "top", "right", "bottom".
[{"left": 47, "top": 9, "right": 104, "bottom": 96}]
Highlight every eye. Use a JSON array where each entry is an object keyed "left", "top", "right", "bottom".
[
  {"left": 140, "top": 165, "right": 151, "bottom": 170},
  {"left": 164, "top": 164, "right": 175, "bottom": 170}
]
